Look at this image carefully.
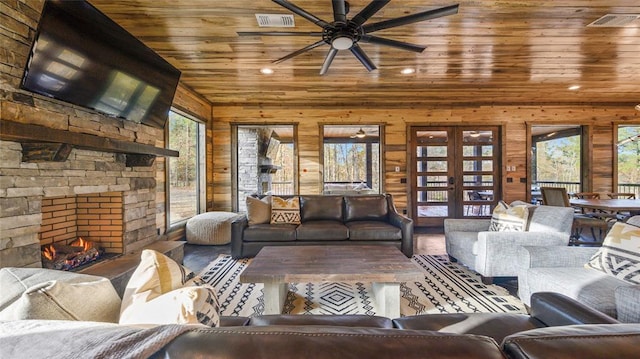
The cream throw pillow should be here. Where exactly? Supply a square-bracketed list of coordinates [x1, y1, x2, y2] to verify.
[0, 268, 121, 323]
[246, 195, 271, 225]
[270, 196, 301, 224]
[489, 201, 531, 232]
[119, 249, 220, 327]
[586, 222, 640, 284]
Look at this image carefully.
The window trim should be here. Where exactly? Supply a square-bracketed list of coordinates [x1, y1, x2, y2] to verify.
[165, 108, 206, 229]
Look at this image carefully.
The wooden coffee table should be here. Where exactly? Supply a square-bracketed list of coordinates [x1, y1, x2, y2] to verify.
[239, 245, 423, 318]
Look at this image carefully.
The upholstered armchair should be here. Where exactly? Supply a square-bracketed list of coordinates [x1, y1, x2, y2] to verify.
[444, 203, 575, 284]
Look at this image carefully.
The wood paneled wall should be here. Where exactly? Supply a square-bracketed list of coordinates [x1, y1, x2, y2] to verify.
[211, 105, 639, 213]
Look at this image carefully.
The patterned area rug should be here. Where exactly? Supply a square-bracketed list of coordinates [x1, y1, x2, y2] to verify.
[197, 254, 526, 317]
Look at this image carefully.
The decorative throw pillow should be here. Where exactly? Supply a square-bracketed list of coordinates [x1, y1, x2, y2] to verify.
[270, 196, 301, 224]
[0, 268, 121, 323]
[119, 250, 220, 327]
[489, 200, 531, 232]
[586, 221, 640, 284]
[246, 195, 271, 225]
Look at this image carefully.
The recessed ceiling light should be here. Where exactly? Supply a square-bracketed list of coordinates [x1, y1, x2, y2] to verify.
[260, 68, 274, 75]
[635, 104, 640, 111]
[568, 85, 581, 90]
[401, 68, 415, 75]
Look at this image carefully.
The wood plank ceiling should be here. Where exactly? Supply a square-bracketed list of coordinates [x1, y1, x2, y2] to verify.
[89, 0, 640, 108]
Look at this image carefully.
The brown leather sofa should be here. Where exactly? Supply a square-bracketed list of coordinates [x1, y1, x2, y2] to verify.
[231, 194, 413, 258]
[155, 292, 640, 359]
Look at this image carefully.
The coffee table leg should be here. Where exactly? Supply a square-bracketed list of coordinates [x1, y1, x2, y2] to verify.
[372, 282, 400, 318]
[262, 282, 287, 315]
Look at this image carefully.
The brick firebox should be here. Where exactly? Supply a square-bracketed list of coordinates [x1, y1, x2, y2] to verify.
[40, 192, 124, 254]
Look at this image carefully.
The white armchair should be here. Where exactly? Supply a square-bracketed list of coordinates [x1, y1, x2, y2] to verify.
[444, 203, 575, 284]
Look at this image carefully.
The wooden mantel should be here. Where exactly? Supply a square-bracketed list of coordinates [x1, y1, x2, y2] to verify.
[0, 120, 178, 166]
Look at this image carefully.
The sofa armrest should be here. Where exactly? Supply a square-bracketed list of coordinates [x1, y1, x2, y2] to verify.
[444, 219, 491, 233]
[231, 215, 248, 259]
[530, 292, 619, 327]
[615, 285, 640, 323]
[474, 232, 570, 276]
[518, 246, 598, 270]
[388, 211, 414, 257]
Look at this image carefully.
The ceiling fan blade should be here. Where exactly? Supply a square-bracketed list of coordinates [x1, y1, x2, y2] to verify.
[273, 40, 327, 64]
[350, 44, 376, 72]
[319, 48, 338, 75]
[237, 31, 322, 36]
[360, 35, 425, 52]
[272, 0, 333, 29]
[332, 0, 347, 23]
[350, 0, 390, 26]
[363, 4, 459, 33]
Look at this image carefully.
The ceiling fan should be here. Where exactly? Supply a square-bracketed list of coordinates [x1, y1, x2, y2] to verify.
[238, 0, 459, 75]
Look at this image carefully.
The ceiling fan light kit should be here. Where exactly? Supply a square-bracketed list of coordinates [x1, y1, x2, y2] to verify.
[240, 0, 459, 75]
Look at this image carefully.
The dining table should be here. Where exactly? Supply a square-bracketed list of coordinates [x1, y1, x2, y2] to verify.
[569, 198, 640, 221]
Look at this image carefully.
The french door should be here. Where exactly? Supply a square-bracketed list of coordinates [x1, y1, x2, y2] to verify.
[410, 126, 501, 227]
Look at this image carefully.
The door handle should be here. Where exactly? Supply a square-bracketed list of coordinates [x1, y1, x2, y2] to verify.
[448, 177, 455, 185]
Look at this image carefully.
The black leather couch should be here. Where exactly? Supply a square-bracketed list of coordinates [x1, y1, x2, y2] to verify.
[155, 292, 640, 359]
[231, 194, 413, 258]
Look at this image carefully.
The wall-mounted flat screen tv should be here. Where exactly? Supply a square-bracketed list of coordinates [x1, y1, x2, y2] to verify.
[21, 0, 181, 129]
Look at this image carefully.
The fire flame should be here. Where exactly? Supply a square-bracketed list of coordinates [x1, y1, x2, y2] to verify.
[42, 245, 56, 261]
[70, 237, 92, 251]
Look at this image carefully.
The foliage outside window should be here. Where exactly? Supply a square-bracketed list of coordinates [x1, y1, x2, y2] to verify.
[323, 125, 381, 194]
[617, 125, 640, 197]
[168, 111, 205, 224]
[531, 126, 582, 193]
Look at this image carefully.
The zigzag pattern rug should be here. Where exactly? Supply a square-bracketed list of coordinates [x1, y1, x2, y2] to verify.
[197, 254, 526, 317]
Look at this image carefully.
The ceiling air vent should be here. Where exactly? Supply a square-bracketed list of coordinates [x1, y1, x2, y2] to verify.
[255, 14, 295, 27]
[587, 14, 640, 27]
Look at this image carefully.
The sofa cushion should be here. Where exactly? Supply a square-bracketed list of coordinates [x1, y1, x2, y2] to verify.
[270, 196, 301, 224]
[246, 196, 271, 225]
[344, 196, 388, 222]
[586, 221, 640, 285]
[300, 195, 343, 222]
[346, 221, 401, 240]
[525, 267, 628, 318]
[296, 220, 349, 241]
[119, 249, 220, 327]
[489, 201, 531, 232]
[0, 267, 121, 323]
[243, 224, 297, 242]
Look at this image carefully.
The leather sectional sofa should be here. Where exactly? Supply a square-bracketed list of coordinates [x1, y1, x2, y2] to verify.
[231, 194, 413, 258]
[156, 292, 639, 359]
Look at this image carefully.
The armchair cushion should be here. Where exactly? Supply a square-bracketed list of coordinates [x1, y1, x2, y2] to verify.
[586, 221, 640, 284]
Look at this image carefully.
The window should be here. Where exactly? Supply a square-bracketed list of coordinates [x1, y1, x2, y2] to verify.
[322, 125, 382, 194]
[233, 125, 297, 212]
[531, 125, 583, 194]
[167, 110, 205, 224]
[617, 125, 640, 197]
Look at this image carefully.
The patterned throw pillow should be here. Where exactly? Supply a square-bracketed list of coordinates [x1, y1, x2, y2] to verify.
[270, 196, 301, 224]
[119, 249, 220, 327]
[586, 222, 640, 284]
[489, 200, 531, 232]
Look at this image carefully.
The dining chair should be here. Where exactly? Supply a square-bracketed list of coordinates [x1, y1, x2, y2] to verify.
[540, 187, 608, 246]
[607, 193, 636, 199]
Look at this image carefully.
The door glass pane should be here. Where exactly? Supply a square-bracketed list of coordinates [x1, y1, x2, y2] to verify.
[417, 130, 448, 144]
[417, 205, 448, 217]
[417, 190, 448, 202]
[463, 160, 493, 171]
[463, 145, 493, 157]
[463, 175, 493, 186]
[422, 161, 448, 171]
[418, 175, 447, 187]
[463, 130, 493, 143]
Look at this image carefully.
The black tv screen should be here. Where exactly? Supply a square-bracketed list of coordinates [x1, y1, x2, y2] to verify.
[21, 0, 181, 129]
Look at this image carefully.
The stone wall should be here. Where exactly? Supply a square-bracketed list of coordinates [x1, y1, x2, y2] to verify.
[237, 128, 258, 212]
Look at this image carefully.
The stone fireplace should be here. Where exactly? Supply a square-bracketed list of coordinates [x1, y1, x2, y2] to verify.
[39, 192, 124, 254]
